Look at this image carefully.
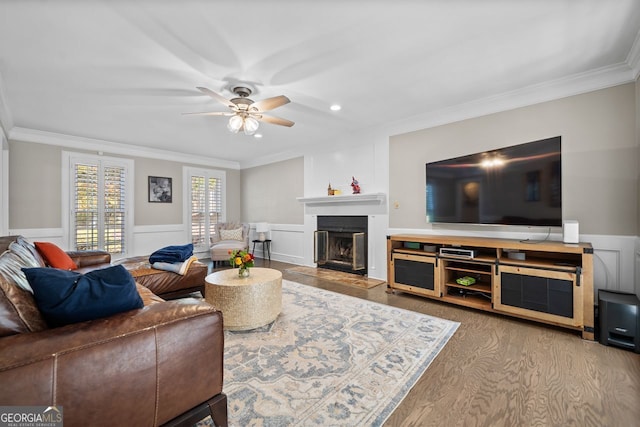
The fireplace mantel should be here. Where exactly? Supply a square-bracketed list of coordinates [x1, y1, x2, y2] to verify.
[297, 193, 386, 206]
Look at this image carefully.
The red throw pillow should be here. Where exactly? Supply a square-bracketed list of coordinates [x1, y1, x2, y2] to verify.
[34, 242, 78, 270]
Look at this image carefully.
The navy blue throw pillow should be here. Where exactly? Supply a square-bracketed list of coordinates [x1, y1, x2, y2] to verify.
[22, 265, 143, 327]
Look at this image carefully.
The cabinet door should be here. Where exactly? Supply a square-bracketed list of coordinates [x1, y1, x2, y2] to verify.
[314, 231, 328, 265]
[390, 253, 440, 297]
[352, 232, 366, 271]
[494, 265, 583, 328]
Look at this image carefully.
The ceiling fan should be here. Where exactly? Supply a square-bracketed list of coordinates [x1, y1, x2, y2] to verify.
[184, 85, 294, 135]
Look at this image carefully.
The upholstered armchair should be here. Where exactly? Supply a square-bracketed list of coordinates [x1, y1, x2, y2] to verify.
[210, 222, 250, 267]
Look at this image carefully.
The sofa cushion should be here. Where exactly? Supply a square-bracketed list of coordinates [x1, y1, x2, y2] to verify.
[0, 250, 35, 293]
[115, 256, 207, 299]
[219, 228, 243, 241]
[22, 265, 143, 327]
[136, 283, 165, 306]
[34, 242, 78, 270]
[0, 238, 49, 336]
[0, 275, 48, 336]
[15, 236, 47, 267]
[66, 250, 111, 268]
[210, 240, 246, 260]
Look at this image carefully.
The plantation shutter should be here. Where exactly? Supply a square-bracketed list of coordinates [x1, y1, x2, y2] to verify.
[191, 175, 206, 247]
[103, 165, 127, 254]
[187, 168, 225, 251]
[69, 154, 131, 256]
[74, 163, 99, 251]
[208, 176, 222, 239]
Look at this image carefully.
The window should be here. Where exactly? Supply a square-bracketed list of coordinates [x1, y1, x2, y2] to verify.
[62, 152, 133, 257]
[184, 167, 225, 252]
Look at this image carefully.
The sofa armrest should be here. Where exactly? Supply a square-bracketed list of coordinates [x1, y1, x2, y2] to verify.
[0, 299, 224, 426]
[66, 250, 111, 267]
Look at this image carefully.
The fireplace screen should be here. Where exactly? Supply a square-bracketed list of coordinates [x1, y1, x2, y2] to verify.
[314, 231, 366, 272]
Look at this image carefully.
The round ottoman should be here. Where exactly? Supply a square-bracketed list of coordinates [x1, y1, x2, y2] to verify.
[204, 267, 282, 331]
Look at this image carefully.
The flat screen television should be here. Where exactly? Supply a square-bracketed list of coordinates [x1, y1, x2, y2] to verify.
[426, 136, 562, 226]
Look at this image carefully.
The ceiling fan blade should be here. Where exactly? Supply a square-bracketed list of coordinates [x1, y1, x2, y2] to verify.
[256, 114, 295, 127]
[182, 111, 233, 116]
[196, 87, 235, 109]
[251, 95, 290, 112]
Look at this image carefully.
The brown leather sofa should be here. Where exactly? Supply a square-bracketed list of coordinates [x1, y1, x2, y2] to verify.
[0, 236, 227, 427]
[70, 252, 208, 301]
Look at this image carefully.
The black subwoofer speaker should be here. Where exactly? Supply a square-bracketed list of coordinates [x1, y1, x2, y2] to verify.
[598, 290, 640, 353]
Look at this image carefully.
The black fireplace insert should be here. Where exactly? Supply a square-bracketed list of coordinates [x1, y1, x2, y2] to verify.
[315, 216, 367, 275]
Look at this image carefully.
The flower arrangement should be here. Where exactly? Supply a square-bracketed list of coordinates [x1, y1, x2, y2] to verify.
[229, 249, 255, 276]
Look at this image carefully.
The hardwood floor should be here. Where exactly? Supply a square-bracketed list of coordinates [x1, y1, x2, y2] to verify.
[215, 259, 640, 427]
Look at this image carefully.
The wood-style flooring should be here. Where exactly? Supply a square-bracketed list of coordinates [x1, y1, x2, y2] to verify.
[214, 259, 640, 427]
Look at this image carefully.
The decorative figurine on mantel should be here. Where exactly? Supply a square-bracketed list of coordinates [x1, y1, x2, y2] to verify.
[351, 176, 361, 194]
[328, 182, 334, 196]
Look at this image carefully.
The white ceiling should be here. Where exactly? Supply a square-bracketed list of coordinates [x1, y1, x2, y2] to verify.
[1, 1, 639, 168]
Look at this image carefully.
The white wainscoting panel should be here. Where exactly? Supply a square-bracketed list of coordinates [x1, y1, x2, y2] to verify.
[132, 224, 188, 258]
[585, 234, 637, 296]
[12, 225, 192, 260]
[8, 228, 64, 247]
[368, 215, 389, 281]
[592, 249, 620, 293]
[248, 223, 305, 265]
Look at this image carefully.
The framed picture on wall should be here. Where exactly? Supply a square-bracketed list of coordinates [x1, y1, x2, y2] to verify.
[148, 176, 172, 203]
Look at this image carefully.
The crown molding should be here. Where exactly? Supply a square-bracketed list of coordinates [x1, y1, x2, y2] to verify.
[240, 149, 305, 169]
[626, 28, 640, 80]
[385, 61, 636, 138]
[8, 127, 241, 170]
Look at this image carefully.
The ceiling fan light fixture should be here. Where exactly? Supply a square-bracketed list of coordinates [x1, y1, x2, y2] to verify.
[190, 84, 293, 134]
[243, 116, 259, 135]
[227, 115, 243, 133]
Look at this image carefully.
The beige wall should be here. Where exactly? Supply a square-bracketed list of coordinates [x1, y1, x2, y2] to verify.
[241, 157, 304, 224]
[9, 141, 62, 229]
[224, 168, 242, 222]
[134, 160, 241, 224]
[134, 157, 183, 225]
[8, 140, 241, 229]
[390, 83, 638, 235]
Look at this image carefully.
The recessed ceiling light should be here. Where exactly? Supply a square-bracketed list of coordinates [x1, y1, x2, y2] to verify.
[330, 104, 341, 111]
[254, 133, 263, 138]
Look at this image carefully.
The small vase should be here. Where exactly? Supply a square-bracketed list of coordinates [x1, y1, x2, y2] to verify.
[239, 267, 250, 277]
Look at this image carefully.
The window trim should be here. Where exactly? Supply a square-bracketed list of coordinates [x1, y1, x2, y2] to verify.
[61, 151, 134, 257]
[183, 166, 226, 254]
[0, 134, 8, 236]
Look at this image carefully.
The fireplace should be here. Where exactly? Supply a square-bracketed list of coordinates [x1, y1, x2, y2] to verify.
[314, 216, 367, 275]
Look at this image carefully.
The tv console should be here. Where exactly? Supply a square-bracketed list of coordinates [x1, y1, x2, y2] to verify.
[387, 234, 594, 340]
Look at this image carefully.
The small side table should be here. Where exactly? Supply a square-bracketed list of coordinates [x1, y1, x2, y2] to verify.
[252, 239, 272, 261]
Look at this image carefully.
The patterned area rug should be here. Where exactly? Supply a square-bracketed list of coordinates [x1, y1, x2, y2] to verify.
[286, 266, 386, 289]
[216, 279, 459, 426]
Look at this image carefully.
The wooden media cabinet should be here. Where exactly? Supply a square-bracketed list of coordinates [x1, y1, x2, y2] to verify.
[387, 234, 595, 340]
